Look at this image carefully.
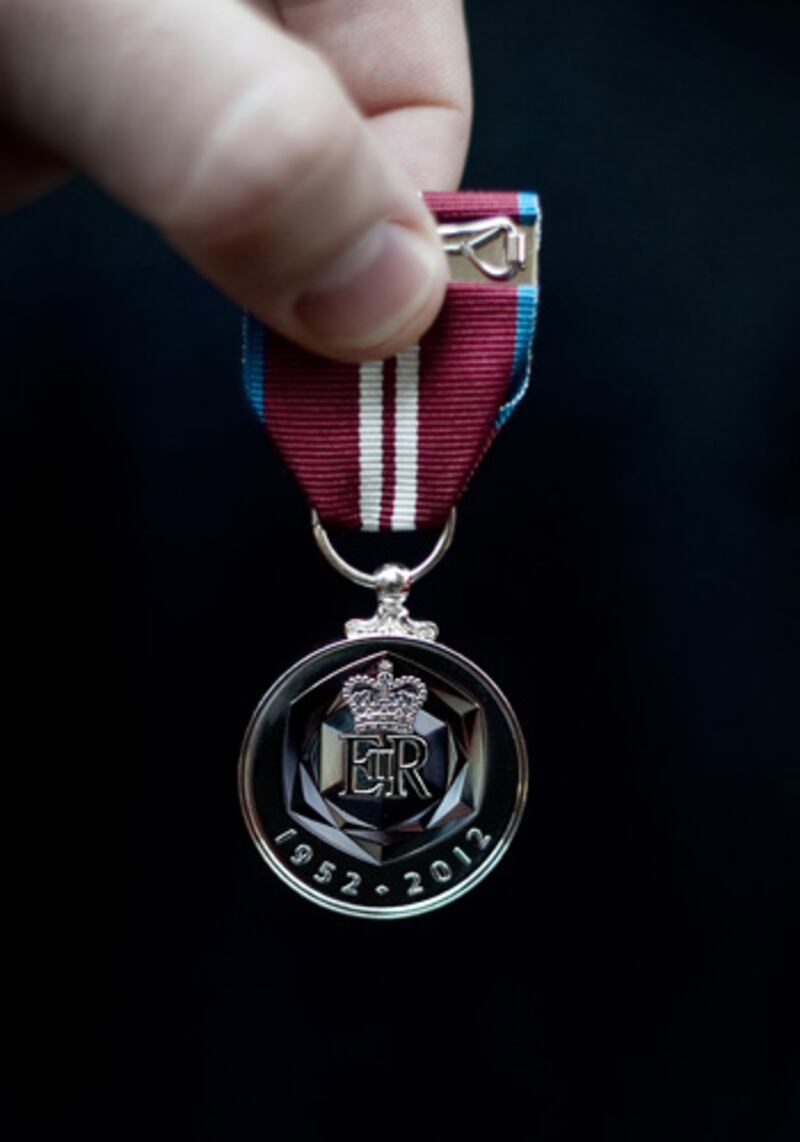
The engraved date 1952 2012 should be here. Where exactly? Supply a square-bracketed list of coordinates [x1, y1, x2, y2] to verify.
[272, 826, 493, 900]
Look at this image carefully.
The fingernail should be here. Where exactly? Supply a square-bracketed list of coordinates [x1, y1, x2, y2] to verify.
[295, 222, 441, 350]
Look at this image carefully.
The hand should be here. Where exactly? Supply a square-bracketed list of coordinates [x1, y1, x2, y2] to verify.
[0, 0, 472, 361]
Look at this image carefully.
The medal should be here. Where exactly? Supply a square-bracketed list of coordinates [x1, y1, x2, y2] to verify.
[239, 190, 541, 917]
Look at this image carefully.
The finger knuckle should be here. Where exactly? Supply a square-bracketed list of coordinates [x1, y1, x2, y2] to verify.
[166, 63, 351, 245]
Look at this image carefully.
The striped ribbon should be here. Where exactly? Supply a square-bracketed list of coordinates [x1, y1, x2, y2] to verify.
[243, 190, 540, 531]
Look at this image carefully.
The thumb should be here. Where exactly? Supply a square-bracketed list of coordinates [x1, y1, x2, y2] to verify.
[0, 0, 448, 362]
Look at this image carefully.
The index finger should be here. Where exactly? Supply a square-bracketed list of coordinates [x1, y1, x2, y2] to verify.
[277, 0, 472, 189]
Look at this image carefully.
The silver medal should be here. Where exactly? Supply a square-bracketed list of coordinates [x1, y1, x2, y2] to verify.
[239, 512, 528, 918]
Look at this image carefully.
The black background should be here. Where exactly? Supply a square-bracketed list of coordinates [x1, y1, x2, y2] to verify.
[2, 1, 798, 1137]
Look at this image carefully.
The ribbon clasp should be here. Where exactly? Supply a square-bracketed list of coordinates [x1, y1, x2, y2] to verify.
[438, 216, 528, 282]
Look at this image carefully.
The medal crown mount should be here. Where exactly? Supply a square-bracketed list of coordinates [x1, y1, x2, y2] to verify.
[342, 659, 427, 734]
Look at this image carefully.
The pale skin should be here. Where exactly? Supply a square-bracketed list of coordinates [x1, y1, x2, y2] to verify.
[0, 0, 472, 361]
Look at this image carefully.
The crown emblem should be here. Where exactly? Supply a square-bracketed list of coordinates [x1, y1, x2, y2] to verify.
[341, 659, 427, 734]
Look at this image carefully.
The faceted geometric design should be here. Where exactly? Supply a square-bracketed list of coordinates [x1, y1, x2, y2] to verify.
[283, 652, 487, 865]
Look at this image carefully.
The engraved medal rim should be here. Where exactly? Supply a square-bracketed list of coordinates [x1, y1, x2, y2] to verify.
[238, 636, 528, 920]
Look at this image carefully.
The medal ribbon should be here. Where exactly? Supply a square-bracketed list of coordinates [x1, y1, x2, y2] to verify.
[243, 190, 540, 531]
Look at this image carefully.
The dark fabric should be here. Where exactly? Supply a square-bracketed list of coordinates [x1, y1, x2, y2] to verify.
[1, 1, 797, 1138]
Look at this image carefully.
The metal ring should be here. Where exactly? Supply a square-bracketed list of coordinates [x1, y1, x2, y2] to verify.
[310, 508, 457, 591]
